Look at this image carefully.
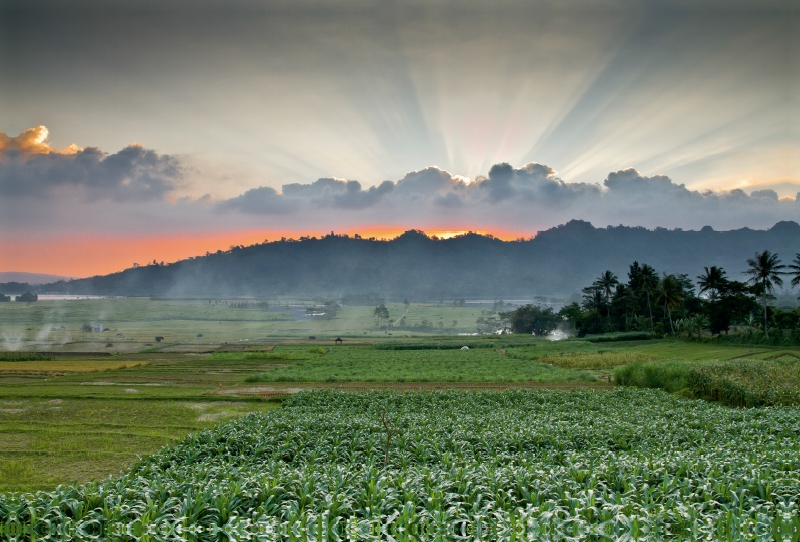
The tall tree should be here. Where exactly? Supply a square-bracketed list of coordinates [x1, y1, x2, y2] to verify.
[594, 270, 619, 323]
[697, 266, 728, 301]
[743, 250, 785, 338]
[639, 264, 658, 332]
[655, 274, 683, 334]
[788, 253, 800, 290]
[373, 303, 390, 327]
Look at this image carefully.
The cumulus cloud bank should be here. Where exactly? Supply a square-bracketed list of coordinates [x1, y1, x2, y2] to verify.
[220, 163, 605, 215]
[217, 162, 797, 231]
[1, 126, 797, 234]
[0, 127, 182, 202]
[0, 125, 82, 158]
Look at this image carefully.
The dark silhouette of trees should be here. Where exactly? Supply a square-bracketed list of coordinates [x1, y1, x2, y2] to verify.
[655, 274, 683, 334]
[595, 271, 619, 322]
[628, 262, 658, 332]
[697, 266, 728, 301]
[788, 253, 800, 291]
[505, 304, 560, 336]
[744, 250, 785, 339]
[373, 303, 390, 327]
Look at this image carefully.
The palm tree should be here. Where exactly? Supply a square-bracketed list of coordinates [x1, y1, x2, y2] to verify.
[655, 274, 682, 334]
[743, 250, 785, 339]
[594, 270, 619, 323]
[639, 264, 658, 332]
[788, 253, 800, 289]
[697, 266, 728, 301]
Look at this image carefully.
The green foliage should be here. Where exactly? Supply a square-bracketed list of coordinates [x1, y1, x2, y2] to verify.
[584, 331, 654, 342]
[689, 359, 800, 407]
[4, 390, 799, 539]
[209, 347, 325, 361]
[375, 341, 499, 350]
[504, 304, 559, 335]
[616, 358, 800, 407]
[14, 291, 38, 303]
[613, 359, 692, 393]
[0, 352, 54, 362]
[691, 330, 800, 347]
[539, 350, 656, 369]
[373, 303, 390, 326]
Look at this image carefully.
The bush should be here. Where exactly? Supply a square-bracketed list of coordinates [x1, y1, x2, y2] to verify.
[0, 352, 55, 362]
[616, 358, 800, 407]
[541, 350, 657, 369]
[375, 342, 498, 350]
[584, 332, 654, 343]
[504, 304, 559, 335]
[689, 331, 800, 347]
[688, 360, 800, 407]
[613, 360, 691, 393]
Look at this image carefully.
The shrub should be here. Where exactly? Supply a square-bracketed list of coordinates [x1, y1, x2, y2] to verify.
[688, 359, 800, 407]
[541, 350, 657, 369]
[375, 342, 497, 350]
[689, 331, 800, 347]
[0, 352, 55, 362]
[616, 358, 800, 407]
[584, 332, 654, 343]
[613, 359, 691, 392]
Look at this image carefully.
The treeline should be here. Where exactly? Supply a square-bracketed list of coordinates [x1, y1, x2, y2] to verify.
[506, 250, 800, 341]
[0, 291, 38, 303]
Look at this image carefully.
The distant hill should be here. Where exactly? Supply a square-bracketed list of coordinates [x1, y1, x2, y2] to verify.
[30, 221, 800, 300]
[0, 272, 75, 285]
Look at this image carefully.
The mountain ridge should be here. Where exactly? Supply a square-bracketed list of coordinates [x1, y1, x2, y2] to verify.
[14, 221, 800, 299]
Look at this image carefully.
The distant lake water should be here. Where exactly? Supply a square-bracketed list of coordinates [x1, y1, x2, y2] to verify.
[25, 295, 112, 301]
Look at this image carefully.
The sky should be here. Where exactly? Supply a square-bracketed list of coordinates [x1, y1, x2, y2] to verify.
[1, 0, 798, 277]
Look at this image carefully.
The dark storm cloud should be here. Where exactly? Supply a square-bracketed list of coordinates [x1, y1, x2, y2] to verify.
[217, 185, 297, 215]
[282, 177, 395, 209]
[479, 162, 601, 205]
[749, 189, 779, 201]
[223, 177, 396, 214]
[0, 145, 181, 202]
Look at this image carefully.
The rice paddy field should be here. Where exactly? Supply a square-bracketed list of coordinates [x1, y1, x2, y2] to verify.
[2, 297, 800, 540]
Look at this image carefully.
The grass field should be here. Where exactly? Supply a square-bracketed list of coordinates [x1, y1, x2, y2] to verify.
[0, 360, 148, 373]
[246, 346, 596, 382]
[0, 298, 499, 352]
[0, 398, 278, 493]
[0, 353, 283, 492]
[4, 390, 798, 540]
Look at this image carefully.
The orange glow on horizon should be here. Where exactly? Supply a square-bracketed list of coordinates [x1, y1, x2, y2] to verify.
[3, 226, 534, 278]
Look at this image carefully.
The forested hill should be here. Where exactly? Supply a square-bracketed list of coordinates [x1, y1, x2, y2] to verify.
[32, 220, 800, 299]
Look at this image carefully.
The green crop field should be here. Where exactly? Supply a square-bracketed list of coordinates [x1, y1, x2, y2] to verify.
[245, 346, 596, 383]
[3, 295, 800, 539]
[3, 390, 798, 540]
